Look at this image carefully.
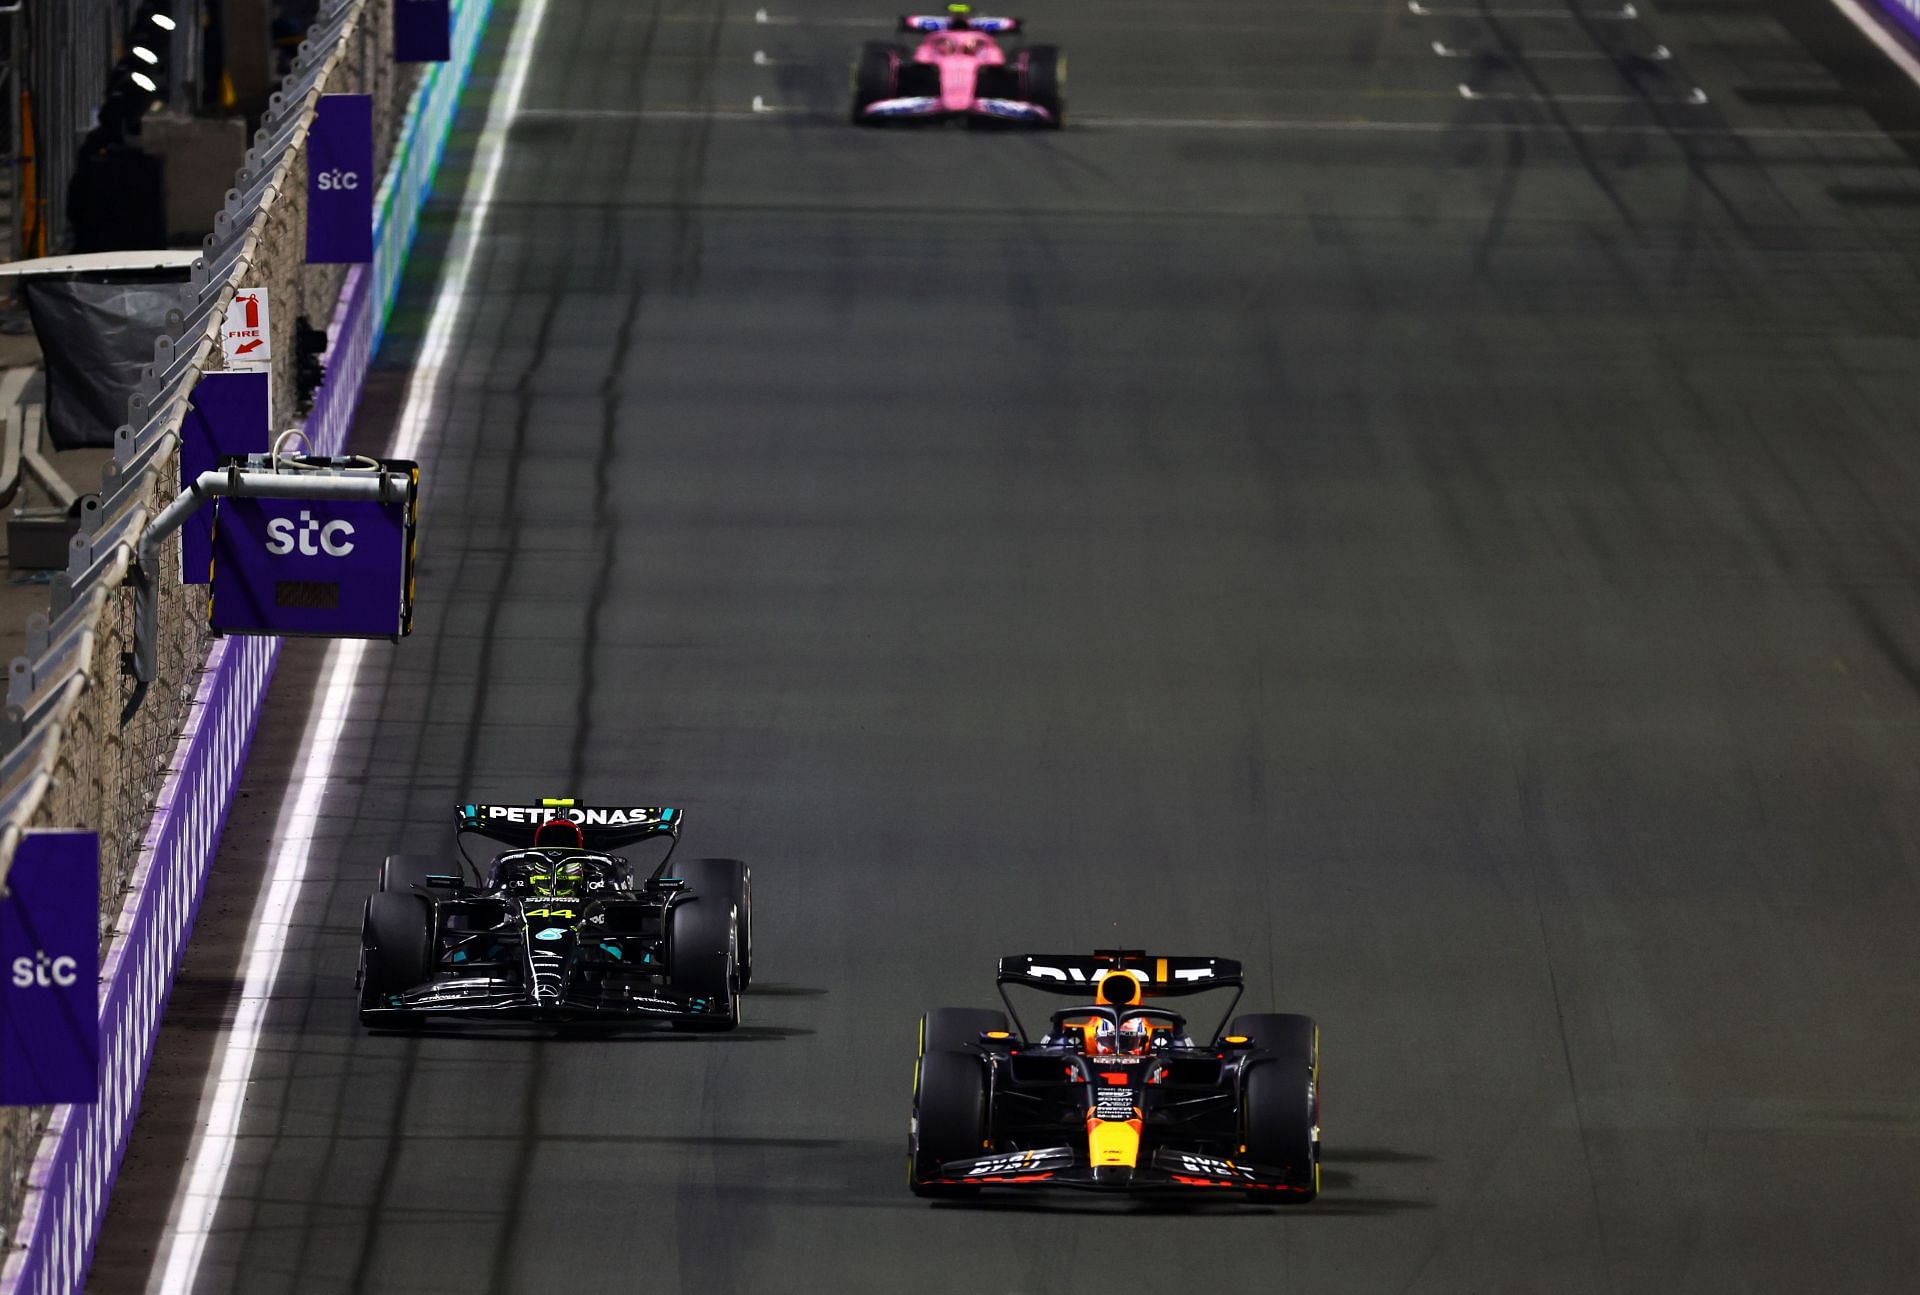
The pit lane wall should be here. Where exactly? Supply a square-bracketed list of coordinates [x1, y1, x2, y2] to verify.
[0, 1, 493, 1289]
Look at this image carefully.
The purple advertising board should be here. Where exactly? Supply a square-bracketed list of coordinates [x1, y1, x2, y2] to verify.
[207, 468, 418, 639]
[179, 371, 271, 584]
[395, 0, 453, 62]
[0, 832, 99, 1107]
[307, 94, 374, 264]
[1879, 0, 1920, 44]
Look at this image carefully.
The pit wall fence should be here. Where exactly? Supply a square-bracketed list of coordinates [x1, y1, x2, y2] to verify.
[0, 0, 494, 1289]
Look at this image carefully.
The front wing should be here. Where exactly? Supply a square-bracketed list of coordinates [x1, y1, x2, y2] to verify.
[919, 1145, 1314, 1195]
[859, 96, 1055, 123]
[361, 974, 733, 1026]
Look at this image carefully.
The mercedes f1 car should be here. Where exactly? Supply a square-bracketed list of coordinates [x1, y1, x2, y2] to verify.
[909, 950, 1319, 1198]
[357, 800, 751, 1031]
[851, 5, 1064, 127]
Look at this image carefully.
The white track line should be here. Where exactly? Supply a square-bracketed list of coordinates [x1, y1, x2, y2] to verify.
[1825, 0, 1920, 87]
[147, 1, 552, 1292]
[1432, 39, 1670, 59]
[1411, 0, 1638, 15]
[1458, 81, 1708, 103]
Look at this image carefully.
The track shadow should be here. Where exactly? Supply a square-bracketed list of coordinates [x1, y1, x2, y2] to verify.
[365, 1023, 814, 1043]
[933, 1192, 1434, 1217]
[1323, 1146, 1436, 1165]
[742, 982, 830, 997]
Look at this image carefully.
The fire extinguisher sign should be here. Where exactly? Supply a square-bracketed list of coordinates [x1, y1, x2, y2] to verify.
[223, 289, 272, 370]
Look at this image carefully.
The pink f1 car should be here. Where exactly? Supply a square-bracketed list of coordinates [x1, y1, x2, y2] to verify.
[851, 5, 1064, 127]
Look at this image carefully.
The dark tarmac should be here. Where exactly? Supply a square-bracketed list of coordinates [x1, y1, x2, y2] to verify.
[92, 0, 1920, 1290]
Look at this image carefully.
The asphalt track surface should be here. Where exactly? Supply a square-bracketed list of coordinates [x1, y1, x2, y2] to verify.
[88, 0, 1920, 1290]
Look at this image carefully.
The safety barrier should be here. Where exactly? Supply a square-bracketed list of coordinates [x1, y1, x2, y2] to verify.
[0, 0, 494, 1288]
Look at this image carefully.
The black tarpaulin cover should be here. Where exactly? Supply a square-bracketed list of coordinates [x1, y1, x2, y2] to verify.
[23, 273, 193, 450]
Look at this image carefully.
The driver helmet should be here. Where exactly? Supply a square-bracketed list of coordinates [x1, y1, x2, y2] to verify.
[1119, 1016, 1156, 1055]
[945, 2, 972, 28]
[1083, 1017, 1118, 1056]
[534, 817, 585, 849]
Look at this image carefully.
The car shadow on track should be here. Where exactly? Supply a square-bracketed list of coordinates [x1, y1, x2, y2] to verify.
[1323, 1145, 1437, 1165]
[362, 1023, 815, 1043]
[739, 982, 830, 997]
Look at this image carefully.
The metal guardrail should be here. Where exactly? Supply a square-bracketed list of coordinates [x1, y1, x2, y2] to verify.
[0, 0, 386, 889]
[0, 0, 425, 1256]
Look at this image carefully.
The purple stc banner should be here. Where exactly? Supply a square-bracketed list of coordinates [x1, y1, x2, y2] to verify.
[208, 474, 418, 639]
[180, 371, 271, 584]
[1881, 0, 1920, 42]
[307, 94, 374, 263]
[395, 0, 452, 62]
[0, 832, 99, 1106]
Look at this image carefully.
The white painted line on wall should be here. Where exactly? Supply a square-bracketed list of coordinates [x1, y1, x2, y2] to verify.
[147, 1, 554, 1291]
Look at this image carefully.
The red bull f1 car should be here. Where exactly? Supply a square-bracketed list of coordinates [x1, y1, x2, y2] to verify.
[357, 800, 750, 1031]
[851, 5, 1064, 127]
[909, 950, 1319, 1198]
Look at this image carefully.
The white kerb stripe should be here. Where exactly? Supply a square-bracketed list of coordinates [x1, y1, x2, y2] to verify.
[148, 0, 553, 1291]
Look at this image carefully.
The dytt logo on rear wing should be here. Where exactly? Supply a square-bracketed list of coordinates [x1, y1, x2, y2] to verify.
[996, 950, 1243, 996]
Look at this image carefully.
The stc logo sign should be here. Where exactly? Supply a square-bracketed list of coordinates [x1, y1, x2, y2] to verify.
[265, 509, 357, 557]
[316, 168, 361, 191]
[11, 950, 80, 988]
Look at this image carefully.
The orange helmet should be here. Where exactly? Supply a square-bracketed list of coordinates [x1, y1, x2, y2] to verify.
[1118, 1016, 1154, 1055]
[1081, 1017, 1118, 1056]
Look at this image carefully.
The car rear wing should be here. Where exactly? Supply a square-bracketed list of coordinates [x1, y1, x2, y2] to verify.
[900, 14, 1021, 32]
[996, 951, 1243, 995]
[456, 800, 681, 850]
[994, 951, 1244, 1044]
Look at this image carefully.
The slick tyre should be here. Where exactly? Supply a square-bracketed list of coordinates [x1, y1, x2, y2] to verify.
[852, 41, 900, 122]
[667, 891, 740, 1031]
[1242, 1056, 1319, 1202]
[921, 1006, 1009, 1053]
[1022, 45, 1065, 126]
[359, 892, 431, 1026]
[1229, 1012, 1317, 1069]
[669, 857, 753, 988]
[909, 1049, 988, 1197]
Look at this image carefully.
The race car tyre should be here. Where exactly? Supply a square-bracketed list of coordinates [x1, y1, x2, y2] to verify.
[921, 1006, 1009, 1053]
[852, 41, 900, 122]
[669, 857, 753, 988]
[1229, 1012, 1317, 1069]
[666, 890, 740, 1031]
[359, 892, 432, 1024]
[1023, 45, 1065, 126]
[973, 65, 1020, 101]
[1242, 1056, 1319, 1202]
[897, 60, 940, 98]
[909, 1048, 989, 1196]
[381, 853, 458, 893]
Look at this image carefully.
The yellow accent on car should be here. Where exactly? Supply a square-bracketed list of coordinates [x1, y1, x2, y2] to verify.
[1087, 1119, 1141, 1168]
[540, 797, 576, 807]
[984, 1030, 1011, 1039]
[1223, 1035, 1250, 1045]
